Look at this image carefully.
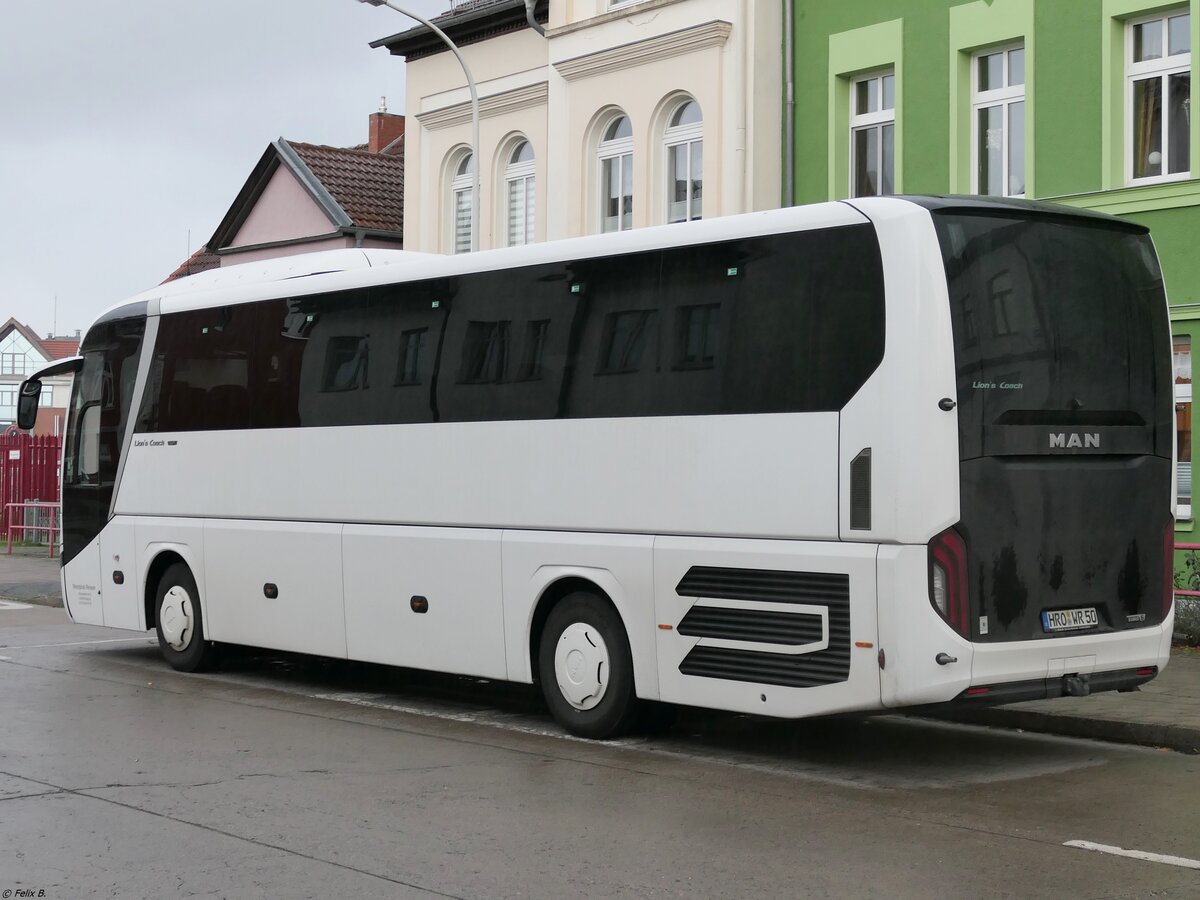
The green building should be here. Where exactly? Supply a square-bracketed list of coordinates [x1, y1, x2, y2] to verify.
[790, 0, 1198, 580]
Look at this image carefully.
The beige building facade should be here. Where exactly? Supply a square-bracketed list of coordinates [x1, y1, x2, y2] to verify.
[377, 0, 783, 253]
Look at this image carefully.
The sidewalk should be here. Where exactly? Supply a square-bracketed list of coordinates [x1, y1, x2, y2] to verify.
[0, 544, 62, 605]
[919, 646, 1200, 755]
[1, 548, 1196, 753]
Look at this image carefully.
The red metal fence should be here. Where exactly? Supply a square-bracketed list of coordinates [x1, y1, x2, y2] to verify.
[0, 432, 61, 509]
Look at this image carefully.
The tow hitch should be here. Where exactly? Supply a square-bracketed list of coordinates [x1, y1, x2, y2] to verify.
[1063, 674, 1091, 697]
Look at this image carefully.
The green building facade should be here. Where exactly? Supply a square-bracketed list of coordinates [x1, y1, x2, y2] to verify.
[791, 0, 1200, 573]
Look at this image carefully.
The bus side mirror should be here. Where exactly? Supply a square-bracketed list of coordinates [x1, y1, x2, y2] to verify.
[16, 379, 42, 431]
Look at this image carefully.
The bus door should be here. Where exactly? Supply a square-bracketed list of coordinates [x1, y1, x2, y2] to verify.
[60, 316, 146, 627]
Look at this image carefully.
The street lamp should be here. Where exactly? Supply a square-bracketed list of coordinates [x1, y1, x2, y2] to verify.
[356, 0, 480, 252]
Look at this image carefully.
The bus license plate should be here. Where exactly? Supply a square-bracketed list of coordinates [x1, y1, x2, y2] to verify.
[1041, 607, 1099, 632]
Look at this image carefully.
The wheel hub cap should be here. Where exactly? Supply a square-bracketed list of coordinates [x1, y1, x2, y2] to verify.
[160, 585, 194, 652]
[554, 623, 609, 710]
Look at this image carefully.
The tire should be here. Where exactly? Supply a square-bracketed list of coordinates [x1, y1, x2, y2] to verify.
[154, 562, 218, 673]
[636, 700, 679, 735]
[538, 591, 637, 739]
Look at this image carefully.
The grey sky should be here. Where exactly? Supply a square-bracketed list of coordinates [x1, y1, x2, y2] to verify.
[0, 0, 445, 341]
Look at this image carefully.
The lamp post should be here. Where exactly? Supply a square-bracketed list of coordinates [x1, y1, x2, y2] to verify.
[356, 0, 480, 252]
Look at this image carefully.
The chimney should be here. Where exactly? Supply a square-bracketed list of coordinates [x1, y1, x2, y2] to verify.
[369, 97, 405, 153]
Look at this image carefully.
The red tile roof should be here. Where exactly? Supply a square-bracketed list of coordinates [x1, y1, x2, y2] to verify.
[162, 245, 222, 284]
[41, 339, 79, 359]
[288, 141, 405, 234]
[0, 318, 78, 362]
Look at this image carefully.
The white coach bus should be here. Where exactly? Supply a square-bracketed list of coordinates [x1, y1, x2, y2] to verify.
[19, 197, 1175, 738]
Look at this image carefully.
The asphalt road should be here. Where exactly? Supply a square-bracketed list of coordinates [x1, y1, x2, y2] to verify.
[2, 605, 1199, 899]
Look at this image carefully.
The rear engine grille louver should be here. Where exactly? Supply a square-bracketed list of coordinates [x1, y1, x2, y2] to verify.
[675, 566, 851, 688]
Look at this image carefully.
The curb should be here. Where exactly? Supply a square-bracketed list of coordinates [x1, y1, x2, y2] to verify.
[914, 706, 1200, 755]
[0, 591, 63, 608]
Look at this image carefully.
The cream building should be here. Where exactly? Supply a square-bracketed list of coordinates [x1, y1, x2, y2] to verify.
[374, 0, 783, 253]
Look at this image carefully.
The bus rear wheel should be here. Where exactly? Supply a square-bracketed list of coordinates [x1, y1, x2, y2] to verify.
[155, 563, 217, 673]
[538, 592, 636, 739]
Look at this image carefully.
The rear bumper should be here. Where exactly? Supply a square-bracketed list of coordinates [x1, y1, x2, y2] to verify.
[968, 613, 1173, 688]
[952, 664, 1159, 704]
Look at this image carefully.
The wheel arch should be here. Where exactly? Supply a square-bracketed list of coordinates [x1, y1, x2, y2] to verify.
[142, 545, 201, 631]
[528, 576, 617, 686]
[524, 568, 658, 701]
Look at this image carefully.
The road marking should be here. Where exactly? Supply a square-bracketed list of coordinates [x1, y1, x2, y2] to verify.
[311, 692, 644, 747]
[5, 637, 155, 650]
[0, 600, 33, 610]
[1064, 840, 1200, 870]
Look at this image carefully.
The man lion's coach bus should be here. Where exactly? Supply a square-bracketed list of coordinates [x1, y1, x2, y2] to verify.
[18, 196, 1175, 738]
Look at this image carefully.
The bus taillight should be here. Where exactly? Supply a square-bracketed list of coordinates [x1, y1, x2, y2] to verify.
[1165, 522, 1176, 617]
[929, 527, 970, 637]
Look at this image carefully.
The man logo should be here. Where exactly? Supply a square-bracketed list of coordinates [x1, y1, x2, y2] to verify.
[1049, 432, 1100, 449]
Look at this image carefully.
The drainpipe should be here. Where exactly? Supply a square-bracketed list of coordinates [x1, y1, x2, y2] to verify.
[524, 0, 545, 36]
[783, 0, 795, 207]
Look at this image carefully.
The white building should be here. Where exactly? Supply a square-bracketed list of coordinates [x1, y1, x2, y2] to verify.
[0, 319, 78, 435]
[373, 0, 783, 253]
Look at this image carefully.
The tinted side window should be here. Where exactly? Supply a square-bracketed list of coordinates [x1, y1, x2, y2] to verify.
[323, 336, 370, 392]
[718, 226, 885, 413]
[458, 321, 511, 384]
[397, 328, 428, 386]
[137, 225, 885, 431]
[137, 306, 252, 432]
[436, 262, 579, 422]
[563, 250, 665, 418]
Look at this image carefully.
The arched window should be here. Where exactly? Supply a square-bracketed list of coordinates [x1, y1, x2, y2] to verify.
[664, 100, 702, 223]
[505, 140, 536, 246]
[598, 115, 633, 233]
[450, 152, 475, 254]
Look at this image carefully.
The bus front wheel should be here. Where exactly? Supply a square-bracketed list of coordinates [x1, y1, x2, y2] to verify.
[538, 592, 636, 739]
[155, 563, 218, 673]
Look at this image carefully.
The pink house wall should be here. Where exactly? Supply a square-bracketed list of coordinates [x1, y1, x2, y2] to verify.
[228, 167, 336, 249]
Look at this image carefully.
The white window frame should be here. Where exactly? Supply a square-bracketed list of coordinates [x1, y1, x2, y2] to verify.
[664, 100, 703, 224]
[0, 332, 40, 378]
[505, 141, 536, 247]
[598, 116, 634, 234]
[1177, 333, 1193, 519]
[450, 152, 474, 255]
[971, 43, 1026, 197]
[849, 69, 896, 198]
[1126, 8, 1192, 186]
[1179, 379, 1193, 519]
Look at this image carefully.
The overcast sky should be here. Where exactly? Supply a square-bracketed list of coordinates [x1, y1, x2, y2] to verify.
[1, 0, 447, 340]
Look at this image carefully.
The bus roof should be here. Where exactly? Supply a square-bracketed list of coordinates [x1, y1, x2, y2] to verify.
[83, 195, 1141, 333]
[898, 195, 1150, 233]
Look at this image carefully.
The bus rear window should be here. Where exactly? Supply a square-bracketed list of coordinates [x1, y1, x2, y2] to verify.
[932, 211, 1172, 460]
